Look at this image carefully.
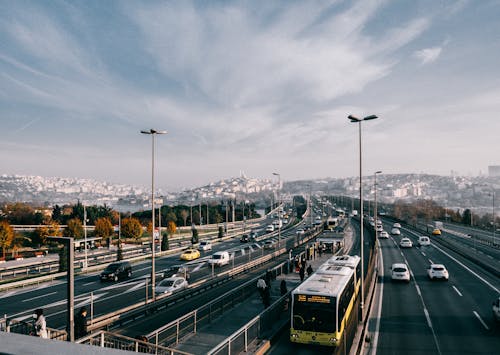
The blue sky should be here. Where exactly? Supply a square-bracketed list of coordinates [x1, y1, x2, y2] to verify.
[1, 0, 499, 191]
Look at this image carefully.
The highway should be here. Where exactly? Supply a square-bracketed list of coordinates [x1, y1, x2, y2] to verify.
[371, 220, 500, 355]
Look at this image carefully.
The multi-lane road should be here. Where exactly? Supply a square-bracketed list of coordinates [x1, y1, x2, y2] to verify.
[371, 221, 499, 355]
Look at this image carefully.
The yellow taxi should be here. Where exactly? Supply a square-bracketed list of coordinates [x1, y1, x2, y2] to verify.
[432, 228, 441, 236]
[180, 248, 201, 261]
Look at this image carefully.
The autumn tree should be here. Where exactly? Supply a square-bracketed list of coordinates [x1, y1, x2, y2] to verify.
[32, 220, 61, 247]
[64, 218, 84, 239]
[94, 217, 114, 247]
[0, 221, 15, 258]
[121, 217, 143, 240]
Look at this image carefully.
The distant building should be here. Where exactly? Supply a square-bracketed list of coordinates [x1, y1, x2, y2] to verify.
[488, 166, 500, 177]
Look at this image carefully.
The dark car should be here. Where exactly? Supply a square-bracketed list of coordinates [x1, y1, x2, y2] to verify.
[100, 261, 132, 282]
[240, 234, 250, 243]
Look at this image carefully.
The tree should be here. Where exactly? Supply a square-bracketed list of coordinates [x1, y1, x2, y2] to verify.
[0, 221, 15, 258]
[52, 205, 62, 222]
[191, 226, 199, 245]
[218, 226, 224, 238]
[32, 221, 61, 247]
[121, 217, 143, 240]
[180, 209, 189, 226]
[94, 217, 114, 248]
[64, 218, 84, 239]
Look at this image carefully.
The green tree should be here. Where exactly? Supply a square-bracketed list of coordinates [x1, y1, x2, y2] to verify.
[64, 218, 84, 239]
[0, 221, 15, 258]
[52, 205, 62, 223]
[121, 217, 143, 240]
[180, 209, 189, 226]
[94, 217, 114, 247]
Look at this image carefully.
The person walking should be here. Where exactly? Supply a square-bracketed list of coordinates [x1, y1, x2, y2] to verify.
[263, 286, 271, 308]
[280, 279, 287, 296]
[307, 264, 313, 277]
[257, 278, 267, 300]
[75, 307, 88, 339]
[33, 309, 48, 339]
[299, 265, 305, 282]
[265, 269, 272, 288]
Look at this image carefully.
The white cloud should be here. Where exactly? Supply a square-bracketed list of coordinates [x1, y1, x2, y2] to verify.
[414, 46, 442, 65]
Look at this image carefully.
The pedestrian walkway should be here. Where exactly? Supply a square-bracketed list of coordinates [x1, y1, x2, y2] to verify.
[173, 250, 335, 354]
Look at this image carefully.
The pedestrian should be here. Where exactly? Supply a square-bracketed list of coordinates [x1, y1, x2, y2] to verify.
[265, 269, 272, 288]
[318, 244, 323, 256]
[299, 265, 305, 282]
[257, 278, 267, 300]
[33, 308, 48, 339]
[307, 264, 313, 277]
[280, 279, 287, 296]
[263, 286, 271, 308]
[75, 306, 88, 339]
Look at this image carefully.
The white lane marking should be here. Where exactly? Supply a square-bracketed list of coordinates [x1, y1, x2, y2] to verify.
[22, 291, 57, 302]
[428, 259, 434, 264]
[432, 244, 500, 293]
[452, 286, 463, 297]
[473, 311, 490, 330]
[400, 252, 405, 257]
[415, 284, 422, 297]
[370, 244, 384, 355]
[423, 308, 433, 328]
[83, 281, 97, 286]
[421, 252, 426, 257]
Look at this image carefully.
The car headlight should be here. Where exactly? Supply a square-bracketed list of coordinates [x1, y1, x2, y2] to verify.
[329, 337, 338, 343]
[291, 333, 299, 338]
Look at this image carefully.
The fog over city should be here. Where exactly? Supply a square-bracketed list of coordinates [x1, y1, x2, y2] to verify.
[1, 1, 499, 191]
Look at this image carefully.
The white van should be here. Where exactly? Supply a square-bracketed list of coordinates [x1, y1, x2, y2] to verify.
[208, 251, 230, 267]
[417, 236, 430, 246]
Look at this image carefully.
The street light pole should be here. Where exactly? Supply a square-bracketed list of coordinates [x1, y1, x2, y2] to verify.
[348, 114, 378, 322]
[141, 129, 167, 302]
[374, 171, 382, 241]
[273, 172, 281, 247]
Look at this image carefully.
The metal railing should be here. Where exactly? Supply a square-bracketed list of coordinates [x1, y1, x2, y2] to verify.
[78, 331, 192, 354]
[3, 318, 67, 341]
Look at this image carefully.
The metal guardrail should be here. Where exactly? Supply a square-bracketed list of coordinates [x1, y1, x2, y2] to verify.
[77, 330, 192, 354]
[3, 318, 67, 341]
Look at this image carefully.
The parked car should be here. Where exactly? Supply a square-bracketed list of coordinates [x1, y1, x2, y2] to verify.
[393, 223, 402, 228]
[180, 248, 201, 261]
[208, 251, 230, 266]
[399, 238, 413, 248]
[418, 236, 431, 246]
[432, 228, 442, 236]
[100, 261, 132, 282]
[391, 263, 410, 282]
[379, 231, 389, 239]
[391, 228, 401, 235]
[198, 240, 212, 251]
[493, 297, 500, 321]
[263, 240, 277, 249]
[427, 264, 449, 280]
[155, 277, 188, 296]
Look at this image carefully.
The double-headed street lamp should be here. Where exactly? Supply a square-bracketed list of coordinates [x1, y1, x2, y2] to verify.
[141, 129, 167, 302]
[348, 114, 378, 321]
[273, 172, 281, 247]
[374, 171, 382, 241]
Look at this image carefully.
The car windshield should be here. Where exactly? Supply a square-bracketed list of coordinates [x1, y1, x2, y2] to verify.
[394, 267, 407, 273]
[159, 280, 175, 287]
[105, 264, 120, 271]
[185, 250, 193, 254]
[213, 254, 222, 259]
[433, 266, 444, 271]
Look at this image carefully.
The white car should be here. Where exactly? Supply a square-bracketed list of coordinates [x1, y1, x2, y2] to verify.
[198, 240, 212, 251]
[379, 231, 389, 239]
[296, 228, 305, 235]
[393, 223, 402, 228]
[418, 236, 431, 246]
[493, 297, 500, 321]
[427, 264, 449, 280]
[391, 263, 410, 282]
[391, 228, 401, 235]
[399, 238, 413, 248]
[155, 276, 188, 296]
[376, 224, 384, 232]
[263, 240, 277, 249]
[265, 225, 274, 232]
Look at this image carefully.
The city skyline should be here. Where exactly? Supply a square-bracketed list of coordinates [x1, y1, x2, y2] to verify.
[1, 1, 499, 191]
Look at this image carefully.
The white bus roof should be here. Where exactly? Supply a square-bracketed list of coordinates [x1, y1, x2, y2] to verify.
[292, 265, 354, 298]
[325, 255, 360, 269]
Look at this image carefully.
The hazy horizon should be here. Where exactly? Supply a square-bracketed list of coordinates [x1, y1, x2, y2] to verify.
[1, 1, 499, 190]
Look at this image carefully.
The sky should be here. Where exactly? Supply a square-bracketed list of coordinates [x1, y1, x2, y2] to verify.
[1, 0, 499, 192]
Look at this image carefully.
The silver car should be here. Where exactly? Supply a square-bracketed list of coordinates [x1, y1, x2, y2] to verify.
[427, 264, 449, 280]
[391, 263, 410, 282]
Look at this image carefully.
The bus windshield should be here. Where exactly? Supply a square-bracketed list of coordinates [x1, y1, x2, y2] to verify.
[292, 295, 336, 333]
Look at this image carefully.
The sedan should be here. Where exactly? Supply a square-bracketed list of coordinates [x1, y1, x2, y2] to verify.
[391, 228, 401, 235]
[427, 264, 449, 280]
[155, 277, 188, 296]
[391, 263, 410, 282]
[399, 238, 413, 248]
[296, 228, 305, 235]
[432, 228, 442, 236]
[180, 248, 201, 261]
[263, 240, 277, 249]
[378, 231, 389, 239]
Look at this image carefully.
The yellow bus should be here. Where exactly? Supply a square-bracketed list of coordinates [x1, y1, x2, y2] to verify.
[290, 255, 360, 347]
